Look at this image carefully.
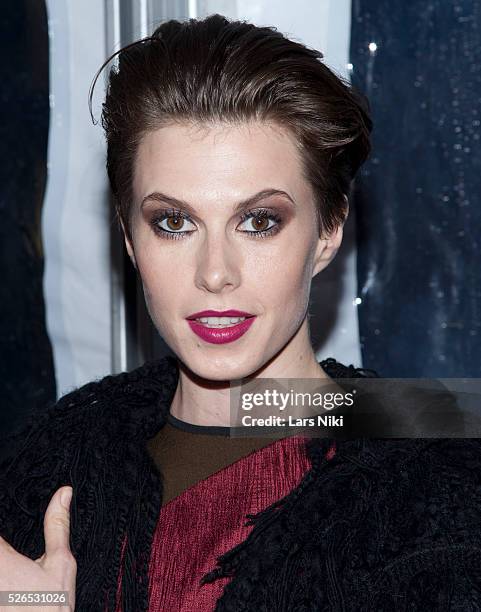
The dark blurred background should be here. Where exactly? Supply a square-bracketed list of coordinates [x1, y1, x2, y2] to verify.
[0, 1, 56, 445]
[351, 0, 481, 377]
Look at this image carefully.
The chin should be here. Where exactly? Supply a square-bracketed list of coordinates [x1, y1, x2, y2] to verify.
[186, 353, 260, 382]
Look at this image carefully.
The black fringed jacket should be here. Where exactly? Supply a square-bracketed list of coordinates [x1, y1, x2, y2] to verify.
[1, 355, 481, 611]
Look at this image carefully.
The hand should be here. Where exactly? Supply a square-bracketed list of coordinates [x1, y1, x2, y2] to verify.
[0, 486, 76, 611]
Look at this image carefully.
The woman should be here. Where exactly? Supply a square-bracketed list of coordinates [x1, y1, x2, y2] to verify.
[1, 13, 481, 612]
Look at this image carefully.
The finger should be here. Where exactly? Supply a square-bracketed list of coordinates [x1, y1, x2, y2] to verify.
[43, 486, 73, 556]
[34, 552, 46, 564]
[0, 533, 17, 556]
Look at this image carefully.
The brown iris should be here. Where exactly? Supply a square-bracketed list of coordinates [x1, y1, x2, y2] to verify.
[167, 216, 184, 231]
[251, 215, 269, 231]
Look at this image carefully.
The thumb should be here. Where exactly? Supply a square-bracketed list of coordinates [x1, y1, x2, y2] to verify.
[44, 486, 73, 556]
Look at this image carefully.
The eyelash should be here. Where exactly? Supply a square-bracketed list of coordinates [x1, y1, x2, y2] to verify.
[149, 207, 283, 241]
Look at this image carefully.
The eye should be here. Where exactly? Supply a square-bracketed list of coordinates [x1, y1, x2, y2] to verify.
[150, 208, 196, 240]
[237, 209, 283, 239]
[150, 206, 284, 241]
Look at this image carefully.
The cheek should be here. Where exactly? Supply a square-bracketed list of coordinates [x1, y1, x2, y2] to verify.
[138, 275, 162, 327]
[140, 270, 171, 308]
[135, 249, 175, 315]
[257, 244, 314, 314]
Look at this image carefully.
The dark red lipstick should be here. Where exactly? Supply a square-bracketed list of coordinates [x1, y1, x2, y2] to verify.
[186, 310, 256, 344]
[186, 309, 255, 319]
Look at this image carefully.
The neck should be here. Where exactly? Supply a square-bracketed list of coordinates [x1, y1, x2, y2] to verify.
[168, 317, 330, 426]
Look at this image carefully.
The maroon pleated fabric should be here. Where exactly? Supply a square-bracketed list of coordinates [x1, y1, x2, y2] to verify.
[146, 435, 335, 611]
[112, 435, 336, 611]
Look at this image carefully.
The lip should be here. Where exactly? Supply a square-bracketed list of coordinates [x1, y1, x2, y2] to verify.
[187, 316, 256, 344]
[186, 309, 255, 320]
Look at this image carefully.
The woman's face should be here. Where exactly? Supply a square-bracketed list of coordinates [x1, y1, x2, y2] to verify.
[125, 120, 343, 380]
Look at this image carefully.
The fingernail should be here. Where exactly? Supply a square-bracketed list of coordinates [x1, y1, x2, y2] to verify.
[60, 487, 72, 509]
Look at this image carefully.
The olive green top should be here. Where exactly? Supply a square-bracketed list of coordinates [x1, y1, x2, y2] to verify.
[146, 410, 277, 506]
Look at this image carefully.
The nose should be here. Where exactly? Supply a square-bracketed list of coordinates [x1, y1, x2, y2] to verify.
[194, 231, 241, 294]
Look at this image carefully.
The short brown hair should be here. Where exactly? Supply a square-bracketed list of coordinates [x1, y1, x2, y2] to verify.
[91, 13, 372, 242]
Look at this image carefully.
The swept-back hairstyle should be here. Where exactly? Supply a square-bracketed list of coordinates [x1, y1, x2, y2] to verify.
[91, 13, 372, 242]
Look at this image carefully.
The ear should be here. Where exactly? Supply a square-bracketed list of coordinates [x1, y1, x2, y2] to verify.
[311, 195, 348, 278]
[119, 218, 137, 270]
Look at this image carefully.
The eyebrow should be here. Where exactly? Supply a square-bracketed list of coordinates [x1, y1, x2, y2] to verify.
[140, 188, 296, 216]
